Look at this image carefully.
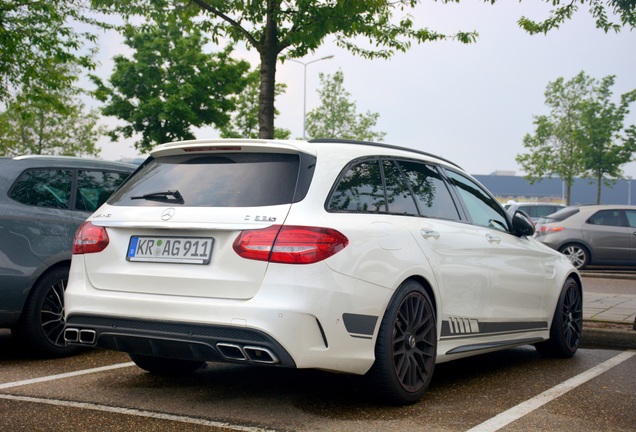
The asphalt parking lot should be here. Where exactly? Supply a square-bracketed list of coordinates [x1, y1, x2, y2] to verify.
[1, 329, 634, 432]
[2, 274, 635, 432]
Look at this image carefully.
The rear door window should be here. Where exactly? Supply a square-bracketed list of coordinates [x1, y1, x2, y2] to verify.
[108, 153, 307, 207]
[9, 169, 73, 209]
[396, 160, 460, 220]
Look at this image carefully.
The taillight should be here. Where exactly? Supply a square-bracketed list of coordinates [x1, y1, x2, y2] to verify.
[538, 226, 565, 234]
[233, 225, 349, 264]
[73, 221, 109, 254]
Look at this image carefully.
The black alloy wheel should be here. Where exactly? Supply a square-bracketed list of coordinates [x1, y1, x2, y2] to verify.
[14, 267, 80, 357]
[536, 277, 582, 358]
[367, 281, 437, 405]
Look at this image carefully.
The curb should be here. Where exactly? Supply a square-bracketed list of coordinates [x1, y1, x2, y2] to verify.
[580, 271, 636, 280]
[581, 322, 636, 350]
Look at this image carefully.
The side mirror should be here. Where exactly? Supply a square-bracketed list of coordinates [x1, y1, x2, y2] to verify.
[512, 210, 535, 237]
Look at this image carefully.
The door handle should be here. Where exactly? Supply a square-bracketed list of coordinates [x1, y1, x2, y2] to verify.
[486, 234, 501, 244]
[420, 229, 440, 240]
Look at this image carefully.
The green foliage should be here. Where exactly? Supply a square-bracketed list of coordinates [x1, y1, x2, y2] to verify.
[516, 72, 636, 205]
[0, 0, 109, 102]
[306, 70, 386, 142]
[576, 76, 636, 203]
[0, 72, 102, 157]
[91, 0, 479, 139]
[516, 0, 636, 34]
[90, 15, 250, 152]
[89, 1, 636, 140]
[219, 69, 291, 139]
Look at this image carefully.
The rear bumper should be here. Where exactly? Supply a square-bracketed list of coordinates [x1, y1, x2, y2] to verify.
[64, 258, 394, 375]
[64, 314, 295, 367]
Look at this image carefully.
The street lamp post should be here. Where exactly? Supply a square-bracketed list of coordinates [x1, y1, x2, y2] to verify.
[288, 55, 334, 140]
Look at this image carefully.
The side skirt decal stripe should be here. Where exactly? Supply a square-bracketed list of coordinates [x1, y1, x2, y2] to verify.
[441, 318, 548, 338]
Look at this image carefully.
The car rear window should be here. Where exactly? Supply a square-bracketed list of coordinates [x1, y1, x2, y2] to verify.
[108, 153, 312, 207]
[540, 207, 580, 223]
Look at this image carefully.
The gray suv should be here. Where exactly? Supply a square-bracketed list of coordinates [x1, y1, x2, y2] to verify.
[0, 156, 134, 357]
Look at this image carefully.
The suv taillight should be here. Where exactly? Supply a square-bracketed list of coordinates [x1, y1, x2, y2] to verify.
[233, 225, 349, 264]
[73, 221, 109, 254]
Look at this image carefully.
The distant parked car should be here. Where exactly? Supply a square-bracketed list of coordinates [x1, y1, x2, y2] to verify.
[0, 155, 135, 357]
[534, 205, 636, 269]
[504, 201, 566, 222]
[64, 139, 581, 405]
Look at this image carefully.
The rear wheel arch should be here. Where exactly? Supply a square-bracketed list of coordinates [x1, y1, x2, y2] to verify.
[400, 275, 437, 318]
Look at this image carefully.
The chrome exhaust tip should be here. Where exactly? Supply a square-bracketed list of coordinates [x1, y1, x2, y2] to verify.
[79, 329, 96, 345]
[216, 343, 247, 361]
[64, 328, 79, 343]
[243, 346, 279, 364]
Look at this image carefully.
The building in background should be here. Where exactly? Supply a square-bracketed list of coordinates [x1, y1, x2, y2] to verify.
[474, 173, 634, 206]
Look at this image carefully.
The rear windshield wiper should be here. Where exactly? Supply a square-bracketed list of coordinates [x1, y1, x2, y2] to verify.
[130, 190, 184, 204]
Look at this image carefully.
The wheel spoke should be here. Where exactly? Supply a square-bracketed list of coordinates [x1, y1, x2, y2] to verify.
[392, 292, 436, 392]
[561, 283, 582, 350]
[40, 278, 67, 347]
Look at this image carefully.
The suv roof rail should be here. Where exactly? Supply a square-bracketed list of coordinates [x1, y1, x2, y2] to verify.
[308, 138, 462, 170]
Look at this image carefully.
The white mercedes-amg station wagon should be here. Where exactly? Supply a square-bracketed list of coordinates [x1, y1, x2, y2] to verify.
[64, 139, 582, 405]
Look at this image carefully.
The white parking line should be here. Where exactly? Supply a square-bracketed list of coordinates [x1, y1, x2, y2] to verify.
[0, 362, 135, 390]
[0, 394, 275, 432]
[466, 350, 636, 432]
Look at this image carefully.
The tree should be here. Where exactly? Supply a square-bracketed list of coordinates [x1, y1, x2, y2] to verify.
[90, 0, 636, 140]
[0, 0, 108, 102]
[516, 72, 636, 205]
[576, 76, 636, 203]
[306, 70, 386, 142]
[90, 15, 250, 152]
[91, 0, 479, 140]
[517, 0, 636, 34]
[0, 78, 103, 157]
[516, 73, 593, 205]
[219, 69, 291, 139]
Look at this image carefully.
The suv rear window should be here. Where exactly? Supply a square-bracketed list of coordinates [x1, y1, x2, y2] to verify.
[108, 153, 312, 207]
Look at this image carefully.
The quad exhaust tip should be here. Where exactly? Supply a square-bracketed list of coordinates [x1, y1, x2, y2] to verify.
[64, 328, 96, 345]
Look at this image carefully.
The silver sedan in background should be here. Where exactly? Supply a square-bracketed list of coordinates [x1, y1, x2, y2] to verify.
[534, 204, 636, 269]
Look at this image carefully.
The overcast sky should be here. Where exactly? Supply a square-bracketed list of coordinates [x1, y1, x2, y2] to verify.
[94, 2, 636, 178]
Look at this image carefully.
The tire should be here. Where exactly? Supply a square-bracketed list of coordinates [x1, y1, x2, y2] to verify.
[13, 267, 81, 358]
[535, 277, 582, 358]
[129, 353, 205, 375]
[559, 244, 589, 270]
[365, 280, 437, 405]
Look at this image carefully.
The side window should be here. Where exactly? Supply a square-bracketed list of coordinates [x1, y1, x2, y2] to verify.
[382, 160, 418, 215]
[9, 169, 73, 209]
[626, 210, 636, 228]
[445, 170, 509, 231]
[397, 160, 460, 220]
[328, 160, 385, 212]
[76, 170, 130, 212]
[587, 210, 626, 227]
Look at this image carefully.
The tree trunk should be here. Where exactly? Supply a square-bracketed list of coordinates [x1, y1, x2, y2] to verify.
[258, 1, 279, 139]
[596, 173, 602, 204]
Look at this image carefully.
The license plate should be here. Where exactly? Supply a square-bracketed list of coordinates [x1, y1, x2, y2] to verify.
[126, 236, 213, 264]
